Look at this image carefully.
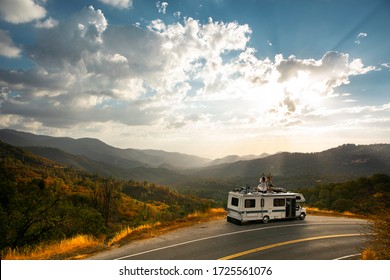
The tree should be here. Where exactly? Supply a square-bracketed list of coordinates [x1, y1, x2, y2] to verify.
[363, 209, 390, 259]
[95, 178, 122, 226]
[1, 178, 67, 249]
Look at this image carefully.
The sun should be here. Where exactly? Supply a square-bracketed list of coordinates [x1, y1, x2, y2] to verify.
[283, 70, 325, 111]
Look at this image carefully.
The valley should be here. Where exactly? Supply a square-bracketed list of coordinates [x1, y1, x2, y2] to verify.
[0, 129, 389, 260]
[1, 129, 389, 191]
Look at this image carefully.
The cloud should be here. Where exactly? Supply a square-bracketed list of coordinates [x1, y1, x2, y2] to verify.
[34, 17, 58, 29]
[355, 32, 367, 44]
[0, 0, 46, 24]
[0, 8, 253, 128]
[190, 49, 375, 127]
[265, 51, 375, 116]
[30, 6, 108, 68]
[98, 0, 133, 9]
[305, 103, 390, 144]
[380, 63, 390, 70]
[0, 29, 22, 58]
[0, 6, 378, 146]
[156, 1, 169, 14]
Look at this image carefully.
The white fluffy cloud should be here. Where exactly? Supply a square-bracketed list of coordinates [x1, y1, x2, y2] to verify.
[0, 7, 254, 131]
[98, 0, 133, 9]
[156, 1, 168, 14]
[355, 32, 367, 44]
[34, 17, 58, 29]
[272, 52, 374, 115]
[0, 0, 46, 24]
[0, 29, 21, 58]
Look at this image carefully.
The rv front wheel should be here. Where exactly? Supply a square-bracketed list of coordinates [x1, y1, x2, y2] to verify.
[262, 216, 270, 224]
[299, 213, 306, 220]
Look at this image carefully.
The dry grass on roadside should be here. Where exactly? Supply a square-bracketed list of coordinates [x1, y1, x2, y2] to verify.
[107, 222, 161, 246]
[2, 235, 105, 260]
[2, 208, 226, 260]
[305, 207, 365, 219]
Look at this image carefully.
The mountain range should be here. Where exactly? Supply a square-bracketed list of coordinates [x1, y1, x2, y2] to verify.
[189, 144, 390, 187]
[1, 129, 389, 189]
[0, 129, 210, 170]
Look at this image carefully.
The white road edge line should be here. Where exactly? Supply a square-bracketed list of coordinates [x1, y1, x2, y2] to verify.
[334, 253, 362, 260]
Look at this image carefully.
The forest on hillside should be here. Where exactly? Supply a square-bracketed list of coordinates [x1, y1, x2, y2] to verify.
[0, 141, 214, 253]
[297, 174, 390, 259]
[1, 139, 390, 259]
[297, 174, 390, 215]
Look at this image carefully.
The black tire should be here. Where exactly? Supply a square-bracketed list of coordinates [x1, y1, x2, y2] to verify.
[299, 213, 306, 220]
[227, 217, 242, 225]
[262, 215, 270, 224]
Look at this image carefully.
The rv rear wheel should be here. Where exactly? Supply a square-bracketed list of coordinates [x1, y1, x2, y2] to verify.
[262, 216, 270, 224]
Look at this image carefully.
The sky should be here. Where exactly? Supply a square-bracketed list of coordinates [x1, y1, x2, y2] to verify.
[0, 0, 389, 159]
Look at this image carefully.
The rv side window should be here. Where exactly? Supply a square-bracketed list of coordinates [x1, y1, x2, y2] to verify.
[273, 198, 285, 207]
[231, 197, 239, 206]
[261, 198, 264, 207]
[245, 199, 256, 208]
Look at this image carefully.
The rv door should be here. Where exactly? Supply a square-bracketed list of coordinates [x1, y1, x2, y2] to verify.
[286, 198, 297, 218]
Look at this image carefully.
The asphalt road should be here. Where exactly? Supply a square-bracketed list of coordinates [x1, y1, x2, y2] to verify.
[88, 215, 369, 260]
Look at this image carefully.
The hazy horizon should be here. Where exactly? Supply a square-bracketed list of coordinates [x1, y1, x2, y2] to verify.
[2, 128, 389, 161]
[1, 0, 389, 158]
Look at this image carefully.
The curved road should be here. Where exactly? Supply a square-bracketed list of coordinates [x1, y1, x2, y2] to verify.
[88, 215, 369, 260]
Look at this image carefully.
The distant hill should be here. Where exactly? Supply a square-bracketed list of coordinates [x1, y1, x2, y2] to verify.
[0, 141, 61, 171]
[0, 129, 210, 170]
[0, 129, 274, 172]
[206, 153, 270, 166]
[20, 146, 187, 185]
[188, 144, 390, 188]
[23, 146, 135, 178]
[1, 129, 389, 192]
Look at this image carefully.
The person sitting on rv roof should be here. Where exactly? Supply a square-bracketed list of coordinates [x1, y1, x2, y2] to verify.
[257, 176, 267, 193]
[267, 173, 273, 187]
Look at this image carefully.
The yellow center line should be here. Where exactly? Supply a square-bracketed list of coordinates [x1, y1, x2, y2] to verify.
[218, 233, 361, 260]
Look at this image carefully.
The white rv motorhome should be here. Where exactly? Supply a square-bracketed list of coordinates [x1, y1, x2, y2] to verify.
[226, 182, 306, 225]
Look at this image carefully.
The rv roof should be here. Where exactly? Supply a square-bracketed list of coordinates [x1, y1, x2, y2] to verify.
[229, 191, 298, 197]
